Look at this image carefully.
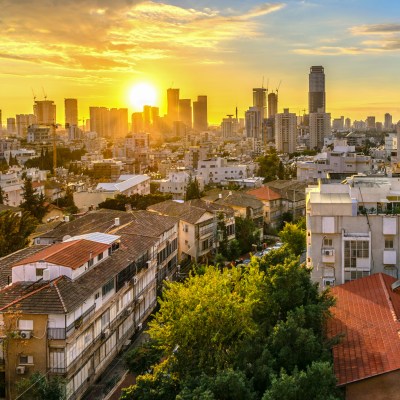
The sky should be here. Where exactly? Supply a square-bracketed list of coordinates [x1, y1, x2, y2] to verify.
[1, 0, 400, 125]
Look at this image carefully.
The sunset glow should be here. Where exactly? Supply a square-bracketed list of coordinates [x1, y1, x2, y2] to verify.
[129, 83, 158, 111]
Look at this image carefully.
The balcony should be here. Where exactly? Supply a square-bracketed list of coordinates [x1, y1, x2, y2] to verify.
[48, 328, 66, 340]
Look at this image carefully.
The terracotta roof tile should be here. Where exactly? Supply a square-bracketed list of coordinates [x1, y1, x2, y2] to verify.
[11, 239, 109, 270]
[247, 186, 281, 201]
[327, 273, 400, 386]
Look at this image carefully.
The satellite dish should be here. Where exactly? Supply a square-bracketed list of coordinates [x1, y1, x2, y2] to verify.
[62, 235, 72, 242]
[391, 280, 400, 292]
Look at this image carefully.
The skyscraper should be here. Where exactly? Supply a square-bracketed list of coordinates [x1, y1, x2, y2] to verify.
[110, 108, 128, 138]
[167, 88, 180, 123]
[193, 95, 208, 131]
[65, 98, 78, 128]
[131, 112, 144, 134]
[275, 108, 297, 154]
[309, 66, 325, 114]
[34, 100, 56, 125]
[268, 92, 278, 118]
[16, 114, 36, 137]
[179, 99, 192, 129]
[309, 112, 331, 150]
[143, 105, 152, 131]
[384, 113, 393, 130]
[253, 88, 267, 120]
[90, 107, 110, 137]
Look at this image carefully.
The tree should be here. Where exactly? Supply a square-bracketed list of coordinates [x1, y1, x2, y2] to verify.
[124, 339, 163, 376]
[262, 361, 341, 400]
[235, 216, 260, 254]
[278, 221, 306, 256]
[20, 178, 47, 222]
[147, 266, 262, 378]
[0, 211, 38, 257]
[16, 372, 66, 400]
[185, 175, 202, 200]
[0, 185, 7, 204]
[55, 186, 78, 214]
[257, 149, 283, 183]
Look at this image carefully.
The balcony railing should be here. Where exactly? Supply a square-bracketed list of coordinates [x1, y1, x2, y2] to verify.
[48, 328, 66, 340]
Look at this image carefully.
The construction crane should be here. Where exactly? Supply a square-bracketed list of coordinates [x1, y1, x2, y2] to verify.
[276, 80, 282, 95]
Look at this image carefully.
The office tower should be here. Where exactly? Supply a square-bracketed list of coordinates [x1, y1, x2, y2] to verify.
[332, 116, 344, 131]
[179, 99, 192, 128]
[132, 112, 144, 134]
[309, 112, 331, 150]
[65, 98, 78, 128]
[7, 118, 16, 134]
[268, 92, 278, 118]
[193, 95, 208, 131]
[143, 105, 152, 131]
[110, 108, 128, 138]
[245, 107, 263, 139]
[16, 114, 36, 137]
[167, 88, 180, 123]
[384, 113, 393, 130]
[151, 106, 160, 133]
[34, 100, 56, 124]
[253, 88, 267, 120]
[366, 116, 376, 131]
[0, 109, 2, 129]
[275, 108, 297, 153]
[90, 107, 110, 138]
[309, 66, 325, 114]
[345, 118, 351, 130]
[221, 115, 238, 139]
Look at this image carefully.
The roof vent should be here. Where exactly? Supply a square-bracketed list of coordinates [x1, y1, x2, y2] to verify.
[391, 280, 400, 292]
[64, 215, 70, 222]
[114, 217, 120, 226]
[218, 193, 222, 199]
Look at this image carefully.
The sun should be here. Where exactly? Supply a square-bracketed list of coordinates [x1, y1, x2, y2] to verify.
[129, 82, 158, 110]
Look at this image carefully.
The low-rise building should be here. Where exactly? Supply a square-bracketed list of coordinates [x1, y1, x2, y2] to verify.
[0, 210, 178, 400]
[159, 170, 204, 200]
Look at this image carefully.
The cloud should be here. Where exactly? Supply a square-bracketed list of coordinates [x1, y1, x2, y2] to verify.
[0, 0, 285, 75]
[293, 46, 367, 55]
[351, 23, 400, 36]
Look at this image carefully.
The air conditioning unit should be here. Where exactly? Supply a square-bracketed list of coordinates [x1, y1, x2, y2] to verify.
[323, 249, 334, 256]
[126, 306, 133, 313]
[323, 278, 335, 287]
[103, 328, 110, 337]
[19, 330, 32, 339]
[137, 295, 144, 302]
[137, 323, 143, 331]
[16, 366, 26, 375]
[133, 277, 138, 284]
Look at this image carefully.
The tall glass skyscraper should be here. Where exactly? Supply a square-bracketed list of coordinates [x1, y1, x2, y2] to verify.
[308, 66, 325, 114]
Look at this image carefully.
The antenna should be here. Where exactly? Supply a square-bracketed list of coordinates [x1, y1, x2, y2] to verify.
[266, 78, 269, 93]
[42, 86, 47, 100]
[262, 76, 264, 88]
[31, 88, 36, 102]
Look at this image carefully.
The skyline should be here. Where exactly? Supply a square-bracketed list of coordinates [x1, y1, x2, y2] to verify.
[1, 0, 400, 124]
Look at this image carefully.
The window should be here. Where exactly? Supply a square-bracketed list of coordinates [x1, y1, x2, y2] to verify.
[95, 292, 100, 300]
[101, 310, 110, 329]
[88, 258, 94, 268]
[102, 278, 115, 297]
[323, 238, 333, 247]
[19, 355, 33, 365]
[385, 239, 394, 249]
[344, 240, 370, 269]
[36, 268, 44, 277]
[18, 320, 33, 330]
[98, 252, 103, 261]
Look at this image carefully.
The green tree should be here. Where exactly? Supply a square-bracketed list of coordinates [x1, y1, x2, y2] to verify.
[227, 239, 241, 260]
[16, 371, 66, 400]
[235, 216, 260, 254]
[147, 266, 262, 378]
[0, 186, 7, 204]
[55, 186, 78, 214]
[20, 178, 47, 222]
[0, 211, 38, 257]
[278, 221, 306, 256]
[124, 339, 164, 376]
[262, 361, 341, 400]
[185, 175, 202, 200]
[257, 149, 283, 183]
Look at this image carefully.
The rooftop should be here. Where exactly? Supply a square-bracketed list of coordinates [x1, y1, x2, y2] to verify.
[247, 186, 281, 201]
[328, 273, 400, 386]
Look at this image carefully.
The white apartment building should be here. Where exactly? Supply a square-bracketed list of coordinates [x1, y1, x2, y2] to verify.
[275, 109, 297, 154]
[196, 157, 254, 185]
[297, 140, 372, 182]
[307, 176, 400, 290]
[159, 170, 204, 200]
[0, 211, 178, 400]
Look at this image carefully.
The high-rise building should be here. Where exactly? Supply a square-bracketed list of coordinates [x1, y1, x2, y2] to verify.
[345, 118, 352, 130]
[151, 107, 160, 133]
[309, 112, 331, 150]
[110, 108, 128, 138]
[143, 106, 152, 132]
[245, 107, 263, 139]
[193, 95, 208, 131]
[34, 100, 56, 125]
[253, 88, 267, 120]
[0, 109, 2, 129]
[309, 66, 325, 114]
[64, 98, 78, 128]
[90, 107, 110, 138]
[275, 108, 297, 154]
[384, 113, 393, 131]
[7, 118, 16, 134]
[268, 92, 278, 118]
[16, 114, 36, 137]
[179, 99, 192, 129]
[332, 116, 344, 131]
[167, 88, 180, 123]
[366, 116, 376, 131]
[132, 112, 144, 134]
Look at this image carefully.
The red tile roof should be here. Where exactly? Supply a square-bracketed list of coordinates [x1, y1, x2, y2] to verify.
[247, 186, 281, 201]
[11, 239, 109, 270]
[327, 273, 400, 386]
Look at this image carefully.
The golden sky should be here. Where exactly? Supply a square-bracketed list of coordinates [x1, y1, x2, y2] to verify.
[1, 0, 400, 125]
